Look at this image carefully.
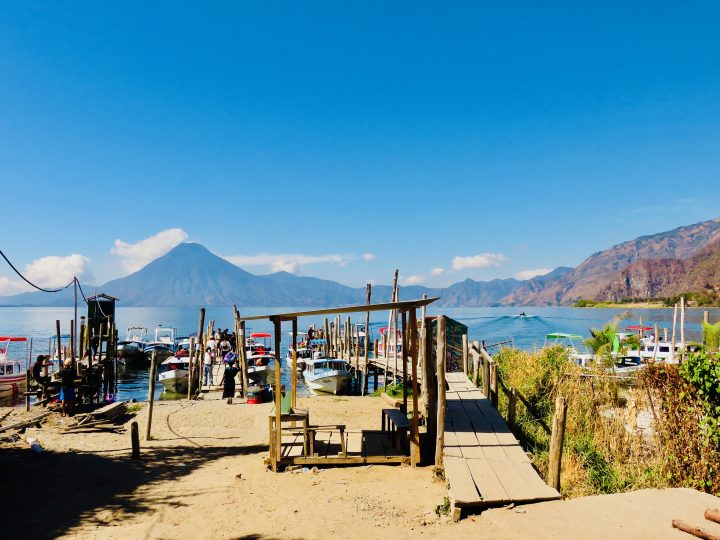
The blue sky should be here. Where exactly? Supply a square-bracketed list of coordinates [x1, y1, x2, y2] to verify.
[1, 2, 719, 293]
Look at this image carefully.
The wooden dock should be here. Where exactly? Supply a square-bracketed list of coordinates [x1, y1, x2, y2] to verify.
[443, 372, 560, 510]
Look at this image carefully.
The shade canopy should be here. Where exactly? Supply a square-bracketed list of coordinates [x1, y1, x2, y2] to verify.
[0, 336, 28, 342]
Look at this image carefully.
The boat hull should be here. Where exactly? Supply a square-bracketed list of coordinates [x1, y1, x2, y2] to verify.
[158, 369, 189, 394]
[248, 366, 268, 385]
[0, 376, 26, 400]
[303, 371, 351, 395]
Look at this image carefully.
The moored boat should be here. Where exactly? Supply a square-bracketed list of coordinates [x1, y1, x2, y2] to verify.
[546, 332, 594, 367]
[246, 332, 274, 384]
[144, 326, 177, 359]
[0, 336, 28, 401]
[302, 357, 351, 394]
[118, 326, 149, 367]
[157, 355, 190, 393]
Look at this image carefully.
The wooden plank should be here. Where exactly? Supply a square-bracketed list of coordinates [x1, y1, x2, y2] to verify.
[465, 458, 510, 503]
[443, 430, 463, 458]
[444, 456, 481, 505]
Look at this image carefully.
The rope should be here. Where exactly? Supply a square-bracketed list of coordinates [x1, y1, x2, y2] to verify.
[75, 277, 89, 304]
[0, 249, 75, 293]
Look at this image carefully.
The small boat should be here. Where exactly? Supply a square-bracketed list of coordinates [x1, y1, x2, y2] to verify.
[118, 326, 149, 367]
[0, 336, 28, 401]
[546, 332, 594, 367]
[302, 357, 352, 394]
[144, 327, 177, 359]
[378, 326, 403, 358]
[286, 334, 324, 371]
[157, 355, 190, 393]
[246, 332, 274, 384]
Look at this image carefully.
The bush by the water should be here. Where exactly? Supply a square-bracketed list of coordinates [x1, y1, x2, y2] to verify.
[494, 345, 720, 496]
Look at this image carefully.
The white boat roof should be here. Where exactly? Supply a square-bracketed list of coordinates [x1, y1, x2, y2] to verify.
[161, 356, 190, 365]
[307, 357, 348, 365]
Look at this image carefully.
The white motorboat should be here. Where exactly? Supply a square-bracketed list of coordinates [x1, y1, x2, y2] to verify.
[157, 355, 190, 393]
[144, 326, 177, 358]
[286, 333, 324, 371]
[245, 332, 274, 384]
[302, 358, 351, 395]
[546, 332, 594, 367]
[0, 336, 29, 401]
[118, 326, 149, 366]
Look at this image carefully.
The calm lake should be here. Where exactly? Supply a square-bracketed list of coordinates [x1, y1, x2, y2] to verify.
[2, 305, 717, 404]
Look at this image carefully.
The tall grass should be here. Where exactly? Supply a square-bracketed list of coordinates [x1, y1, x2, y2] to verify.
[494, 346, 665, 497]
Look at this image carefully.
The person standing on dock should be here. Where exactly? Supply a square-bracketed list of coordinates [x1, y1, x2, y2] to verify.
[220, 355, 239, 404]
[206, 335, 217, 364]
[59, 359, 76, 417]
[203, 347, 214, 387]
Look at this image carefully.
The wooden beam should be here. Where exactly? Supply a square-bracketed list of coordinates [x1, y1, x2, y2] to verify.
[548, 396, 567, 491]
[292, 318, 298, 408]
[273, 317, 283, 465]
[409, 307, 420, 466]
[237, 297, 438, 322]
[435, 315, 447, 468]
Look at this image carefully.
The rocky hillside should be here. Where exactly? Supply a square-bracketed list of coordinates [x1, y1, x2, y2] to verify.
[501, 217, 720, 305]
[598, 237, 720, 301]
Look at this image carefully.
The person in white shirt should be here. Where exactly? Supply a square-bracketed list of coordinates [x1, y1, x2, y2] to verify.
[203, 347, 214, 386]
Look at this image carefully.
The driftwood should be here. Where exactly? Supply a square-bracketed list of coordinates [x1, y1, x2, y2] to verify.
[0, 409, 14, 424]
[66, 401, 129, 430]
[705, 509, 720, 525]
[672, 519, 720, 540]
[0, 411, 52, 434]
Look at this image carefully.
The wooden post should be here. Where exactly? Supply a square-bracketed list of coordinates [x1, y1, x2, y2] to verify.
[383, 332, 390, 390]
[401, 309, 408, 413]
[671, 303, 678, 360]
[131, 421, 140, 459]
[508, 387, 517, 426]
[409, 306, 420, 466]
[239, 321, 249, 398]
[373, 339, 378, 360]
[663, 327, 668, 342]
[323, 318, 330, 357]
[25, 369, 31, 411]
[273, 317, 282, 464]
[145, 350, 158, 441]
[680, 296, 686, 361]
[703, 311, 710, 346]
[548, 396, 568, 491]
[425, 322, 437, 444]
[55, 320, 61, 369]
[490, 362, 498, 408]
[194, 308, 206, 397]
[472, 340, 480, 386]
[652, 323, 659, 362]
[419, 294, 429, 411]
[291, 317, 298, 408]
[363, 284, 371, 396]
[69, 320, 75, 372]
[434, 315, 447, 468]
[462, 334, 469, 376]
[187, 336, 196, 399]
[482, 347, 491, 398]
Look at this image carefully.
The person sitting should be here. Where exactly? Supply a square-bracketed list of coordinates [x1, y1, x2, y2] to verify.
[31, 355, 52, 387]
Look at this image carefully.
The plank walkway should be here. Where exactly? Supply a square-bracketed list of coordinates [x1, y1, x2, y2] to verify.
[443, 372, 560, 510]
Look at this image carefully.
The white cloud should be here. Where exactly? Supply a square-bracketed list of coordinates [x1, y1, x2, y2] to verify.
[25, 254, 91, 288]
[430, 267, 446, 276]
[0, 277, 29, 295]
[362, 253, 376, 261]
[112, 228, 189, 273]
[452, 253, 508, 270]
[515, 268, 553, 280]
[225, 253, 352, 274]
[401, 274, 426, 286]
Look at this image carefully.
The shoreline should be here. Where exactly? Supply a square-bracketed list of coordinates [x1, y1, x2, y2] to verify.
[2, 383, 720, 538]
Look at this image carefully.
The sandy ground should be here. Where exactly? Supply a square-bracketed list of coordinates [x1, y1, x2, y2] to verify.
[2, 383, 720, 540]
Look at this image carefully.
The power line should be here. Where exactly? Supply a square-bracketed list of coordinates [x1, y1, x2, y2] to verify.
[0, 249, 76, 293]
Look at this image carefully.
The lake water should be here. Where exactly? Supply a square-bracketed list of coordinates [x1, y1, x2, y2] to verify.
[2, 305, 717, 404]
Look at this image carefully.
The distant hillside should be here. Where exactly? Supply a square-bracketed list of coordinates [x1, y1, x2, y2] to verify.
[597, 237, 720, 302]
[501, 217, 720, 305]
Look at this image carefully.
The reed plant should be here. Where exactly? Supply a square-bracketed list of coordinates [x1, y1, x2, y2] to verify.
[494, 346, 665, 497]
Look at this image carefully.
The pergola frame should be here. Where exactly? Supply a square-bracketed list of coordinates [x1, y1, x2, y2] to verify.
[237, 297, 439, 470]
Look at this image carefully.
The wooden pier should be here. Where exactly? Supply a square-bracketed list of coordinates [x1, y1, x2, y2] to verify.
[443, 371, 560, 511]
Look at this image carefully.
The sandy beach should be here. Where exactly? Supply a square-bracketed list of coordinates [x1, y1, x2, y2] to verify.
[2, 386, 720, 540]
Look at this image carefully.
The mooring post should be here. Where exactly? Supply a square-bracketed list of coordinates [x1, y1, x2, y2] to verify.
[291, 317, 298, 408]
[462, 334, 469, 376]
[273, 317, 282, 465]
[548, 396, 568, 491]
[434, 315, 447, 469]
[409, 305, 420, 466]
[472, 340, 480, 386]
[131, 421, 140, 459]
[145, 350, 158, 441]
[25, 369, 31, 412]
[508, 387, 517, 426]
[362, 284, 371, 396]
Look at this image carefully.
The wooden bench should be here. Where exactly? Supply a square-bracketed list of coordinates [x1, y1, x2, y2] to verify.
[307, 424, 347, 457]
[381, 408, 410, 452]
